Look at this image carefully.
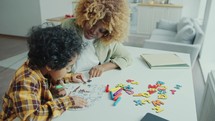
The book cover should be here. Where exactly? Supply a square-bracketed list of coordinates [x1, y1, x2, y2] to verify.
[141, 113, 169, 121]
[140, 53, 189, 69]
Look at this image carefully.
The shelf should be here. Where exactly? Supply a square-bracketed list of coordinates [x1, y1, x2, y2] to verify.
[138, 3, 183, 8]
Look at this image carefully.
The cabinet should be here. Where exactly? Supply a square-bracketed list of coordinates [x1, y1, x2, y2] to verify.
[136, 3, 182, 35]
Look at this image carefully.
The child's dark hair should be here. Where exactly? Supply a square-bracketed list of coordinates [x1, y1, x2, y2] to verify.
[27, 24, 82, 70]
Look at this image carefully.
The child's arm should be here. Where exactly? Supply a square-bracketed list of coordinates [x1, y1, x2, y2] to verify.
[11, 79, 86, 120]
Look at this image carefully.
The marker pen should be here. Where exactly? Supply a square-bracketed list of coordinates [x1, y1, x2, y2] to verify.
[113, 97, 122, 106]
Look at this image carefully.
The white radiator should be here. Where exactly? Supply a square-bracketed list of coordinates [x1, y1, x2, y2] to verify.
[199, 71, 215, 121]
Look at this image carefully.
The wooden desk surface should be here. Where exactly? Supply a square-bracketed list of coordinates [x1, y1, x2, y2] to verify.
[53, 46, 197, 121]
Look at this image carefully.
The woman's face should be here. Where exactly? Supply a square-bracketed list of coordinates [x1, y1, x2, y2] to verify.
[48, 55, 78, 81]
[83, 21, 109, 40]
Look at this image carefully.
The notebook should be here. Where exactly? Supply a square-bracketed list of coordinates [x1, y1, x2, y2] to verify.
[140, 53, 189, 69]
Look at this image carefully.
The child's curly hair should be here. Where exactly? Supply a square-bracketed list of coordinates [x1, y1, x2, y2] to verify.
[75, 0, 130, 44]
[27, 24, 83, 70]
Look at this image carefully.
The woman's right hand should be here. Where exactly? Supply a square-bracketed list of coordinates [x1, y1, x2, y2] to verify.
[89, 65, 104, 78]
[69, 96, 88, 108]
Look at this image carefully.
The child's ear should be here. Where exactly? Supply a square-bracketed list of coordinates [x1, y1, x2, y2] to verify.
[46, 66, 52, 71]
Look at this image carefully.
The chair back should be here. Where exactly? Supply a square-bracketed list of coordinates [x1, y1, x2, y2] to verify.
[191, 19, 204, 45]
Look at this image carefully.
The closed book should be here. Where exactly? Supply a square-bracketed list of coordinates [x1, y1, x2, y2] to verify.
[140, 53, 189, 69]
[141, 113, 169, 121]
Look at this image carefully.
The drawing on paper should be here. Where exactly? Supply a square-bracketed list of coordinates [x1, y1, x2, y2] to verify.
[64, 83, 105, 111]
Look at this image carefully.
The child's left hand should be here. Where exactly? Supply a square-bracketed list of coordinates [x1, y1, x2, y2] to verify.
[50, 84, 67, 98]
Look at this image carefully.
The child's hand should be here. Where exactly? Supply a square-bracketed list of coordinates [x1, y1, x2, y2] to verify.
[89, 65, 104, 78]
[50, 85, 67, 98]
[69, 96, 87, 108]
[71, 73, 86, 83]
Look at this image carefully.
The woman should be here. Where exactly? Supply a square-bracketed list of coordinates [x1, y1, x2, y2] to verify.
[62, 0, 132, 79]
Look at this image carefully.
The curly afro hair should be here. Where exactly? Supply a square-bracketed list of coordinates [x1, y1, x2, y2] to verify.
[27, 24, 83, 70]
[75, 0, 130, 44]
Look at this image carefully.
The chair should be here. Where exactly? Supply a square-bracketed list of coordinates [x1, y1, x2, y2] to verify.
[143, 18, 204, 67]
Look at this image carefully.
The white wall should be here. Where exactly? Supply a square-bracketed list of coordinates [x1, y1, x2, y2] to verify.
[0, 0, 73, 36]
[199, 0, 215, 80]
[198, 0, 207, 22]
[39, 0, 73, 23]
[0, 0, 41, 36]
[0, 0, 202, 36]
[181, 0, 201, 18]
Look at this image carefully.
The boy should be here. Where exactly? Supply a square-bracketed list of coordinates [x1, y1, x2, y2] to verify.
[0, 25, 87, 120]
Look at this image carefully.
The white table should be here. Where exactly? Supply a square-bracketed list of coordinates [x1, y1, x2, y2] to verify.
[54, 46, 197, 121]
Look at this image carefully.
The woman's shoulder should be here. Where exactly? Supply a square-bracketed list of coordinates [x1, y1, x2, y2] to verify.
[61, 18, 83, 35]
[107, 41, 124, 48]
[95, 40, 125, 51]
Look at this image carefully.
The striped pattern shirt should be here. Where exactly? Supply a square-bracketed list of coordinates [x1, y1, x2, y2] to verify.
[0, 61, 75, 121]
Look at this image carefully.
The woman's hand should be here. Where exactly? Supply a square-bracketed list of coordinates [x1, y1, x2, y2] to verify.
[69, 96, 88, 108]
[89, 62, 118, 78]
[89, 65, 104, 78]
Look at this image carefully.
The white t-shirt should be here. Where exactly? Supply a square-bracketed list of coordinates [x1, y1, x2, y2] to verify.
[72, 35, 100, 73]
